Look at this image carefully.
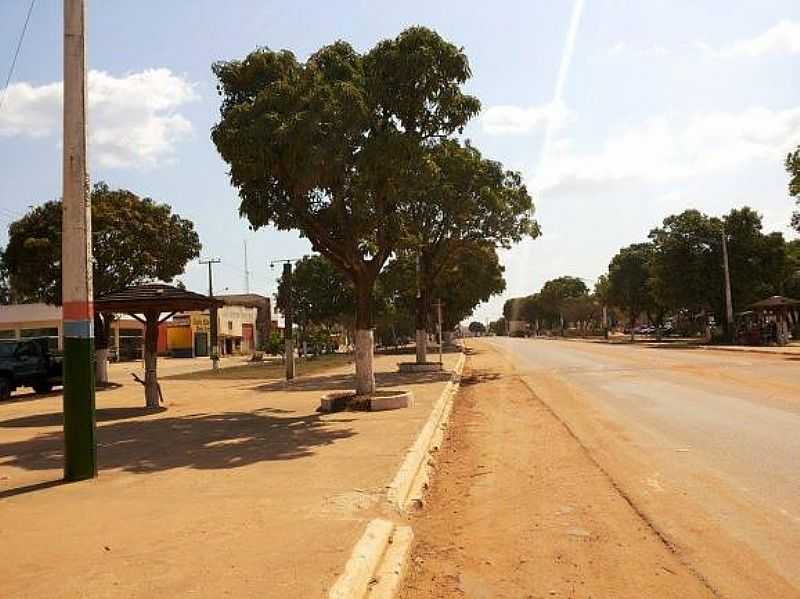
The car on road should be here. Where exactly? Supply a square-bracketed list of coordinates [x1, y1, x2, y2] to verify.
[0, 338, 63, 400]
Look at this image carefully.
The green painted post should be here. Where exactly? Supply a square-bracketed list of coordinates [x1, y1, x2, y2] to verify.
[63, 337, 96, 479]
[62, 0, 96, 481]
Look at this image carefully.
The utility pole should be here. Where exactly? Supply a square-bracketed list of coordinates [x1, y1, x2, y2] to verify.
[62, 0, 96, 481]
[270, 259, 298, 380]
[200, 258, 221, 369]
[721, 227, 734, 342]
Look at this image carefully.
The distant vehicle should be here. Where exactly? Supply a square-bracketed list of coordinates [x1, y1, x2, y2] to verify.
[0, 338, 63, 400]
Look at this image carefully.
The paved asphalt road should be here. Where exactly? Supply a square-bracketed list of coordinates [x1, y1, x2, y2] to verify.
[485, 337, 800, 594]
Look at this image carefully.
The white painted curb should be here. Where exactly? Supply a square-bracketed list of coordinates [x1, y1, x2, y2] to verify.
[368, 524, 414, 599]
[328, 519, 394, 599]
[327, 519, 414, 599]
[386, 352, 466, 512]
[328, 352, 467, 599]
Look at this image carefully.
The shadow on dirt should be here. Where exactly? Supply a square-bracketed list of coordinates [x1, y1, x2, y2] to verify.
[5, 382, 123, 405]
[0, 406, 168, 428]
[251, 368, 454, 393]
[0, 407, 357, 483]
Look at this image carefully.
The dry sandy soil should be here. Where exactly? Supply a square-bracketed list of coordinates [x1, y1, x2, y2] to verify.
[0, 350, 459, 598]
[400, 343, 718, 599]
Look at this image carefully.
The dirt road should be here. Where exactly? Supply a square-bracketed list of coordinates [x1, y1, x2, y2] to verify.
[400, 343, 717, 599]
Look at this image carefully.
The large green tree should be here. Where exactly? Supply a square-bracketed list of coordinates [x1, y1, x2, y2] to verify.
[785, 239, 800, 299]
[538, 276, 588, 332]
[211, 27, 480, 394]
[399, 140, 537, 362]
[3, 183, 201, 379]
[383, 241, 506, 339]
[786, 145, 800, 232]
[606, 243, 656, 339]
[648, 210, 719, 317]
[276, 254, 354, 332]
[649, 207, 790, 323]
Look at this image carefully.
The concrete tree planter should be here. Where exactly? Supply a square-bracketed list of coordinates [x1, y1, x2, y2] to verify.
[320, 390, 414, 413]
[397, 361, 443, 373]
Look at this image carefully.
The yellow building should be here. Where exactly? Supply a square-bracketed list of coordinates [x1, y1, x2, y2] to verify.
[166, 294, 269, 357]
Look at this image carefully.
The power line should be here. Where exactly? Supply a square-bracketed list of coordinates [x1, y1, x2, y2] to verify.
[0, 0, 36, 115]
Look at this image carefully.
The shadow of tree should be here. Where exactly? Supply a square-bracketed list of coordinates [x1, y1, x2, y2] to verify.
[250, 369, 454, 393]
[5, 382, 122, 405]
[0, 406, 169, 428]
[0, 407, 356, 476]
[161, 354, 353, 382]
[377, 345, 464, 356]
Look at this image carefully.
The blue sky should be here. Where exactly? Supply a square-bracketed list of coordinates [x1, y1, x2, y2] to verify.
[1, 0, 798, 323]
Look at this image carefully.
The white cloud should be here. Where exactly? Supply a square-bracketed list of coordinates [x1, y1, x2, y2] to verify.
[607, 42, 668, 58]
[0, 69, 198, 168]
[481, 101, 573, 135]
[718, 19, 800, 58]
[537, 106, 800, 194]
[608, 42, 626, 57]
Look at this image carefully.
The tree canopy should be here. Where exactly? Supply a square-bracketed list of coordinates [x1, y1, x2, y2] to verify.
[211, 27, 481, 394]
[211, 27, 480, 328]
[468, 321, 486, 334]
[647, 207, 791, 318]
[397, 138, 536, 359]
[786, 145, 800, 232]
[276, 254, 354, 331]
[0, 251, 10, 305]
[606, 243, 656, 329]
[3, 182, 201, 305]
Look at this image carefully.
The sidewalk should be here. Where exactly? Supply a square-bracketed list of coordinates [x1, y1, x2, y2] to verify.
[0, 350, 460, 598]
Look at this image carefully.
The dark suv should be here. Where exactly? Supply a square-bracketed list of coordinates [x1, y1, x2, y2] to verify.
[0, 338, 63, 400]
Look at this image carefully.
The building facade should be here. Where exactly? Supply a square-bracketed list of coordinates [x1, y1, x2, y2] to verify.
[0, 303, 147, 356]
[166, 294, 270, 358]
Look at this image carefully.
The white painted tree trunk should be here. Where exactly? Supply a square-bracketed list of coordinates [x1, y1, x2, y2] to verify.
[95, 348, 109, 384]
[144, 315, 160, 409]
[144, 346, 159, 408]
[354, 329, 375, 395]
[415, 329, 428, 363]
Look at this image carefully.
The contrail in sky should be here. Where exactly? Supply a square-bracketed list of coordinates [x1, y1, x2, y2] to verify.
[537, 0, 585, 176]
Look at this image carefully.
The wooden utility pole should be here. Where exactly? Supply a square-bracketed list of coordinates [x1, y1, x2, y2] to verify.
[200, 258, 221, 369]
[721, 227, 734, 341]
[62, 0, 96, 481]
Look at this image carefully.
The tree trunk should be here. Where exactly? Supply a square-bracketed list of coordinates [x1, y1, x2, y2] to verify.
[354, 281, 375, 395]
[144, 311, 160, 409]
[415, 257, 432, 364]
[94, 312, 112, 384]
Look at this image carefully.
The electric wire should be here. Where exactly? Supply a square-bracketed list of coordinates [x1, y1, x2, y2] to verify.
[0, 0, 37, 116]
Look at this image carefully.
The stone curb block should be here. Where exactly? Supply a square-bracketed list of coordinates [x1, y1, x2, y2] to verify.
[328, 519, 394, 599]
[386, 351, 466, 512]
[368, 525, 414, 599]
[328, 352, 466, 599]
[327, 519, 414, 599]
